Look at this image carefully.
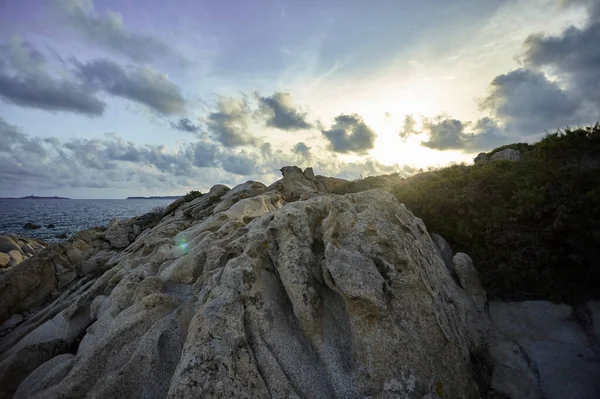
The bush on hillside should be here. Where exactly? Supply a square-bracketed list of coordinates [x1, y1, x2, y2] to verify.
[183, 190, 203, 202]
[390, 124, 600, 303]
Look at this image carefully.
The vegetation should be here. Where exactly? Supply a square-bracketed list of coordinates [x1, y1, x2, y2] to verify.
[136, 205, 166, 229]
[183, 190, 203, 202]
[388, 123, 600, 303]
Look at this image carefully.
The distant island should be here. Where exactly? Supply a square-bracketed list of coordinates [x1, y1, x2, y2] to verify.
[0, 195, 71, 200]
[126, 195, 182, 200]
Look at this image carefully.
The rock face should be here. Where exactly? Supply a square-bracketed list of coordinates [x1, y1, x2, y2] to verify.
[491, 148, 522, 162]
[272, 166, 348, 201]
[1, 165, 597, 399]
[474, 148, 522, 164]
[0, 167, 488, 399]
[487, 301, 600, 399]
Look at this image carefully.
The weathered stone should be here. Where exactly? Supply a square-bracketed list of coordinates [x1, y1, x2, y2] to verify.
[132, 224, 141, 236]
[0, 314, 24, 332]
[7, 249, 24, 264]
[0, 239, 22, 254]
[81, 251, 115, 275]
[279, 165, 323, 200]
[0, 255, 57, 324]
[1, 186, 488, 398]
[432, 233, 454, 273]
[65, 247, 85, 265]
[487, 301, 600, 399]
[0, 253, 10, 268]
[474, 152, 489, 164]
[490, 148, 521, 162]
[21, 243, 35, 256]
[105, 223, 130, 248]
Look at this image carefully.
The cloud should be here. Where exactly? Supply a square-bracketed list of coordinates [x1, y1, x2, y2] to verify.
[399, 114, 419, 140]
[75, 58, 186, 114]
[220, 151, 259, 175]
[560, 0, 600, 22]
[190, 141, 220, 168]
[321, 114, 377, 154]
[0, 37, 105, 116]
[170, 118, 200, 133]
[55, 0, 179, 63]
[315, 158, 416, 181]
[480, 68, 582, 135]
[292, 142, 312, 162]
[520, 7, 600, 120]
[255, 92, 312, 130]
[205, 97, 257, 147]
[419, 116, 508, 152]
[0, 118, 423, 197]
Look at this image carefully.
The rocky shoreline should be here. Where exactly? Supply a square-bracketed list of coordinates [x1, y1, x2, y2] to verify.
[0, 166, 598, 399]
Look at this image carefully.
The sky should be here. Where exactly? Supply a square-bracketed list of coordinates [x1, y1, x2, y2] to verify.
[0, 0, 599, 198]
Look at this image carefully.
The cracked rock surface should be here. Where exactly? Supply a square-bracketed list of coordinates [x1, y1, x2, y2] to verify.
[1, 168, 490, 398]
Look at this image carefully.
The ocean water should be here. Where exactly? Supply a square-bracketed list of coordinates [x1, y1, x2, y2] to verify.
[0, 199, 175, 243]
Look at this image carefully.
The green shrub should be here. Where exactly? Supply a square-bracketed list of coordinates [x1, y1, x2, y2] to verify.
[183, 190, 203, 202]
[390, 124, 600, 303]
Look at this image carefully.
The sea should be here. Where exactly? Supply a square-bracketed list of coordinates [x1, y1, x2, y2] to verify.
[0, 199, 176, 243]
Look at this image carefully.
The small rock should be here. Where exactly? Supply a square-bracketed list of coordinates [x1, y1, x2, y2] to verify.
[132, 224, 141, 236]
[128, 233, 136, 243]
[7, 249, 23, 264]
[108, 218, 119, 228]
[101, 241, 112, 250]
[0, 253, 10, 268]
[23, 222, 41, 230]
[56, 232, 68, 239]
[0, 240, 21, 254]
[46, 224, 56, 229]
[21, 243, 35, 256]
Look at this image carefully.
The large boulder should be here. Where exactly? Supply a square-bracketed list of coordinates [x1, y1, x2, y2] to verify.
[104, 219, 130, 249]
[490, 148, 522, 162]
[0, 183, 489, 398]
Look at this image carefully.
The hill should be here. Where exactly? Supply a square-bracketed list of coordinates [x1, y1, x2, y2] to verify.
[0, 196, 71, 200]
[339, 123, 600, 303]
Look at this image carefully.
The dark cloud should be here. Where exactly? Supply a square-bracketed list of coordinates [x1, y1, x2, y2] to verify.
[421, 118, 465, 150]
[170, 118, 200, 133]
[0, 118, 47, 155]
[321, 114, 377, 154]
[520, 9, 600, 120]
[256, 92, 312, 130]
[75, 58, 186, 115]
[420, 116, 508, 152]
[292, 142, 312, 162]
[220, 151, 259, 175]
[399, 114, 419, 139]
[56, 0, 179, 63]
[190, 141, 220, 168]
[205, 98, 257, 147]
[0, 38, 105, 116]
[480, 69, 582, 135]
